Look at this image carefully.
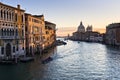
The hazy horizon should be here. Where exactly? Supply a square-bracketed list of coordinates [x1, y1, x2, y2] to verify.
[57, 27, 105, 37]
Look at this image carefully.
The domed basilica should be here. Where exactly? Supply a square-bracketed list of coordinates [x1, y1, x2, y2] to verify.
[77, 22, 85, 33]
[70, 21, 101, 41]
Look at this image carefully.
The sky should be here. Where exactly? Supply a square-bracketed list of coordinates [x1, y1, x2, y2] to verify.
[2, 0, 120, 36]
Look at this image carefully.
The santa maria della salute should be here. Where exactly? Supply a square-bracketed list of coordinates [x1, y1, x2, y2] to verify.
[69, 21, 103, 42]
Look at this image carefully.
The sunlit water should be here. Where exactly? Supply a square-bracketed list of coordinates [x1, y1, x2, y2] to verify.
[0, 40, 120, 80]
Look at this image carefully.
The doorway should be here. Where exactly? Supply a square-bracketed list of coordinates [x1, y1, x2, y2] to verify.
[6, 43, 11, 57]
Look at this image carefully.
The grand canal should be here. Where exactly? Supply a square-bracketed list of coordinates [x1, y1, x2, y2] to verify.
[0, 40, 120, 80]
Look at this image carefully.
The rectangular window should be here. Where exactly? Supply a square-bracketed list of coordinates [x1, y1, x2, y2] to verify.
[46, 31, 49, 34]
[22, 47, 24, 50]
[43, 36, 45, 39]
[15, 13, 17, 21]
[16, 40, 19, 44]
[1, 47, 4, 55]
[16, 46, 18, 51]
[29, 18, 31, 21]
[22, 30, 24, 36]
[25, 17, 28, 21]
[23, 40, 24, 44]
[25, 26, 27, 32]
[21, 15, 24, 22]
[34, 27, 39, 33]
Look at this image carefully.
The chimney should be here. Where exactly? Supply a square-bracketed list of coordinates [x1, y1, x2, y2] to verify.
[17, 5, 20, 9]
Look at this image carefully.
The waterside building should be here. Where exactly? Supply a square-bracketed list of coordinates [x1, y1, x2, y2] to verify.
[43, 21, 56, 49]
[0, 3, 26, 59]
[0, 2, 56, 60]
[105, 23, 120, 46]
[25, 14, 45, 56]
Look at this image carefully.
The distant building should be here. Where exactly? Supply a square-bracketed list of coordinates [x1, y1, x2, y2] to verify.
[71, 21, 86, 41]
[106, 23, 120, 46]
[0, 3, 26, 59]
[70, 21, 103, 42]
[85, 32, 103, 42]
[85, 31, 97, 41]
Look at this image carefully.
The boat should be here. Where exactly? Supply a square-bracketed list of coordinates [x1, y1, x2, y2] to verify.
[0, 60, 16, 64]
[20, 57, 34, 63]
[42, 57, 53, 64]
[0, 58, 16, 64]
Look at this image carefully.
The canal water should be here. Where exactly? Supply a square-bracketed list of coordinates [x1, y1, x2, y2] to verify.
[0, 40, 120, 80]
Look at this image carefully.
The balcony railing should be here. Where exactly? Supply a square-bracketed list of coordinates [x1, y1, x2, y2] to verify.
[0, 36, 20, 39]
[33, 32, 40, 35]
[35, 41, 40, 43]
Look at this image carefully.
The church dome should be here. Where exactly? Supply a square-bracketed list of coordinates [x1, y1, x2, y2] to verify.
[77, 21, 85, 33]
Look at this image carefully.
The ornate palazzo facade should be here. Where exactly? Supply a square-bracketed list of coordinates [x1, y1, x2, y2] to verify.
[0, 3, 25, 59]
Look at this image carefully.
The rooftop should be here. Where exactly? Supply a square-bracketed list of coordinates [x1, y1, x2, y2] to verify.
[107, 23, 120, 29]
[0, 2, 25, 11]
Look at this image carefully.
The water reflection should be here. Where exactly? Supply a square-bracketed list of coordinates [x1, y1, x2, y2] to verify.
[0, 40, 120, 80]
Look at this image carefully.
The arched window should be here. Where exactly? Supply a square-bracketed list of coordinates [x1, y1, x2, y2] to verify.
[10, 29, 11, 36]
[22, 47, 24, 50]
[4, 29, 6, 36]
[13, 46, 15, 53]
[0, 29, 2, 36]
[12, 13, 14, 21]
[1, 10, 3, 19]
[16, 29, 18, 36]
[9, 12, 11, 20]
[7, 11, 8, 20]
[4, 11, 6, 20]
[7, 29, 9, 36]
[1, 29, 3, 36]
[12, 29, 14, 36]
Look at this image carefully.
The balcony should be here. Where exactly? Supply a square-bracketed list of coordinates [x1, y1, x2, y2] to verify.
[33, 40, 40, 44]
[33, 32, 40, 35]
[0, 36, 19, 39]
[35, 41, 40, 43]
